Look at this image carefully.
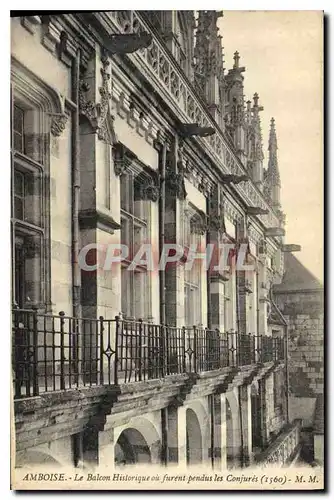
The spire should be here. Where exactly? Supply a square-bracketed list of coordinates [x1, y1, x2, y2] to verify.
[264, 117, 281, 210]
[244, 92, 264, 187]
[267, 117, 280, 186]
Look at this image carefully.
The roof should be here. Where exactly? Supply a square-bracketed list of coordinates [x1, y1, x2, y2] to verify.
[313, 394, 324, 434]
[273, 253, 323, 293]
[268, 297, 288, 326]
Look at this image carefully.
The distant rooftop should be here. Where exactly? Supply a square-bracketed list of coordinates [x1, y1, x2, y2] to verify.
[274, 253, 323, 293]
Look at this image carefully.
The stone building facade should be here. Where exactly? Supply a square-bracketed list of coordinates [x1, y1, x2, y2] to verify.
[11, 12, 303, 471]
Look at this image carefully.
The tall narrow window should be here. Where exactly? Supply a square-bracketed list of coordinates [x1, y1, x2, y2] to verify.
[120, 170, 149, 320]
[184, 206, 203, 326]
[11, 98, 45, 308]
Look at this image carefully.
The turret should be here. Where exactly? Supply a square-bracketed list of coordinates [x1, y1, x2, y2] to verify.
[194, 11, 225, 127]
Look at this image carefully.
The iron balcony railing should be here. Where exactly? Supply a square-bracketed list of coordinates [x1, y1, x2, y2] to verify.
[12, 309, 285, 399]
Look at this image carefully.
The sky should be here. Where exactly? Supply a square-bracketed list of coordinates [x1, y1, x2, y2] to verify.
[220, 11, 323, 282]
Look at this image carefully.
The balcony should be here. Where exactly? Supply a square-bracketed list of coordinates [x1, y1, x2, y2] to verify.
[91, 11, 280, 231]
[255, 419, 302, 467]
[12, 308, 285, 400]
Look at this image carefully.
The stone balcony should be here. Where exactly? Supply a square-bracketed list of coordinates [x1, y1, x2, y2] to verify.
[84, 10, 281, 234]
[255, 419, 302, 467]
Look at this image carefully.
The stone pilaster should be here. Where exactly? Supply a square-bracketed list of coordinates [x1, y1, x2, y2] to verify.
[208, 185, 230, 330]
[164, 137, 186, 326]
[166, 406, 179, 464]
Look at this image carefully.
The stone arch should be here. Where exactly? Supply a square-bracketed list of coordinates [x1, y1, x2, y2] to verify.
[115, 428, 151, 466]
[186, 408, 202, 465]
[114, 416, 161, 466]
[185, 399, 210, 463]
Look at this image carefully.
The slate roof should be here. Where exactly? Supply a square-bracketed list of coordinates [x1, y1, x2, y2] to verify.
[273, 253, 323, 293]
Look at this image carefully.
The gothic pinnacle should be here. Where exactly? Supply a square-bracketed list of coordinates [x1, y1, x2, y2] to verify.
[269, 117, 278, 150]
[233, 51, 240, 68]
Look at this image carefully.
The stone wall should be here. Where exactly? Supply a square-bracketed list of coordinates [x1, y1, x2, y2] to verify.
[275, 289, 324, 400]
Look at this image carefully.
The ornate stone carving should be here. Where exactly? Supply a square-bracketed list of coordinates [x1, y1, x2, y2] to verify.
[207, 193, 226, 234]
[135, 174, 160, 202]
[79, 52, 113, 143]
[190, 211, 207, 235]
[165, 142, 187, 200]
[113, 143, 136, 176]
[50, 113, 68, 137]
[165, 168, 187, 200]
[108, 11, 280, 230]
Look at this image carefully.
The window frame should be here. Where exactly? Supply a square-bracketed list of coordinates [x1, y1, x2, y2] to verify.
[11, 76, 51, 311]
[120, 168, 150, 321]
[183, 203, 203, 327]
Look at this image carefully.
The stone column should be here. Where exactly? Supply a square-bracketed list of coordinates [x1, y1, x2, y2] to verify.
[212, 394, 222, 469]
[98, 428, 115, 467]
[177, 405, 187, 466]
[82, 427, 99, 467]
[239, 384, 253, 466]
[220, 394, 227, 469]
[259, 378, 268, 448]
[166, 406, 179, 465]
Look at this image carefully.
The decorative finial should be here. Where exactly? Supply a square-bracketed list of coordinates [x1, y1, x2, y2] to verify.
[270, 117, 275, 128]
[253, 93, 259, 106]
[233, 51, 240, 69]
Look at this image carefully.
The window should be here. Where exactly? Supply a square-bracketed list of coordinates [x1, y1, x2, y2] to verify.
[13, 105, 25, 153]
[120, 170, 149, 320]
[184, 206, 203, 326]
[11, 97, 46, 308]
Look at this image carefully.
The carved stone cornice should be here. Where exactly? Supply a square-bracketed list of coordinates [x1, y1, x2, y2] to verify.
[79, 52, 113, 142]
[113, 143, 136, 176]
